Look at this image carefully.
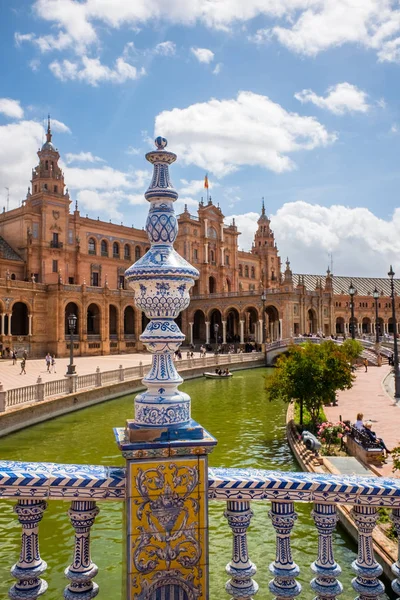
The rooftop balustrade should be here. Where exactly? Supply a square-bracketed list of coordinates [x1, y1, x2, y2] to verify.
[1, 461, 400, 599]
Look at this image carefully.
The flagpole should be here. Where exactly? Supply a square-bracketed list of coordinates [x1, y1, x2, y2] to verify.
[206, 173, 209, 203]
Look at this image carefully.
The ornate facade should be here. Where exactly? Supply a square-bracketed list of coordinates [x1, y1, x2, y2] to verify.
[0, 122, 398, 357]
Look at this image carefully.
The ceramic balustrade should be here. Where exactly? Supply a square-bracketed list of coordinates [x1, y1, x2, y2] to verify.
[1, 462, 400, 598]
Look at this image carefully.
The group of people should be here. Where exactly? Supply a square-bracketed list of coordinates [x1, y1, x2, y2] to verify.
[354, 412, 391, 457]
[214, 368, 231, 376]
[45, 353, 56, 373]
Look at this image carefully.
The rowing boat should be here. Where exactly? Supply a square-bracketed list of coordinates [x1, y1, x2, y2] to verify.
[203, 372, 233, 379]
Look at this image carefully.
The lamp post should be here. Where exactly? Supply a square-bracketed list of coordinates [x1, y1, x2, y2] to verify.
[388, 266, 400, 398]
[214, 322, 219, 354]
[373, 287, 380, 344]
[67, 313, 77, 376]
[261, 290, 267, 362]
[348, 281, 356, 340]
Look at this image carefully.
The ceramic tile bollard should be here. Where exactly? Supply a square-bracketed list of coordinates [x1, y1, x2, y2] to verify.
[117, 137, 217, 600]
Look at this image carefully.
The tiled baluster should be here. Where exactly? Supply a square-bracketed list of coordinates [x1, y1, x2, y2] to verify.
[268, 501, 301, 600]
[311, 503, 343, 600]
[390, 508, 400, 597]
[224, 500, 258, 599]
[9, 499, 48, 599]
[64, 501, 99, 599]
[351, 505, 385, 600]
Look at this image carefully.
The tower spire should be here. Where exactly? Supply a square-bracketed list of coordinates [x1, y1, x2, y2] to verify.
[46, 114, 52, 143]
[261, 197, 265, 216]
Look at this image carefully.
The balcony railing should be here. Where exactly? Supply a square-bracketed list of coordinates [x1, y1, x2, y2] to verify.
[1, 462, 399, 598]
[50, 241, 63, 248]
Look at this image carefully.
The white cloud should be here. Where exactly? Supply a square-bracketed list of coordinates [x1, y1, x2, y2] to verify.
[154, 41, 176, 56]
[391, 123, 398, 133]
[14, 32, 35, 46]
[179, 178, 218, 196]
[126, 146, 141, 155]
[155, 91, 336, 177]
[0, 98, 24, 119]
[295, 82, 370, 115]
[49, 55, 145, 86]
[51, 118, 71, 134]
[29, 59, 40, 72]
[213, 62, 223, 75]
[190, 47, 215, 63]
[272, 201, 400, 276]
[0, 119, 44, 207]
[226, 202, 400, 276]
[64, 165, 133, 190]
[65, 151, 105, 164]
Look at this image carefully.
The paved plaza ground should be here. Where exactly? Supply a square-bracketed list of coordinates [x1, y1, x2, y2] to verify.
[0, 352, 153, 390]
[325, 364, 400, 477]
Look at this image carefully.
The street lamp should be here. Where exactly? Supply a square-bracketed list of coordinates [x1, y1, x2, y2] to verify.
[388, 266, 400, 398]
[348, 281, 356, 340]
[214, 322, 219, 354]
[67, 313, 77, 376]
[373, 287, 380, 344]
[261, 290, 267, 345]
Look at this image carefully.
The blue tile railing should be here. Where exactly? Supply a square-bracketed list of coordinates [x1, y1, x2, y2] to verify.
[1, 461, 400, 599]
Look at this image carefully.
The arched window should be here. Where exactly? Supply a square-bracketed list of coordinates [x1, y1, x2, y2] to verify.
[210, 249, 215, 264]
[101, 240, 108, 256]
[251, 266, 255, 279]
[245, 265, 249, 277]
[88, 238, 96, 255]
[239, 264, 243, 276]
[207, 227, 217, 239]
[45, 160, 48, 171]
[124, 244, 131, 260]
[113, 242, 119, 257]
[135, 246, 141, 261]
[11, 273, 16, 280]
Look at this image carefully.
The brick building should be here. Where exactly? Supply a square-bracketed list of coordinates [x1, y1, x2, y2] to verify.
[0, 123, 398, 357]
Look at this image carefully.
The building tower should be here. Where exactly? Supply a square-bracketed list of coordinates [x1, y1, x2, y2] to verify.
[252, 200, 281, 288]
[31, 116, 66, 200]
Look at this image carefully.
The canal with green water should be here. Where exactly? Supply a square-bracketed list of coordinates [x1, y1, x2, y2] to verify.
[0, 368, 361, 598]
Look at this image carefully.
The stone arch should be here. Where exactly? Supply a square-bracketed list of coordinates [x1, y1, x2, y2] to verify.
[193, 309, 206, 342]
[109, 304, 118, 336]
[11, 302, 29, 335]
[362, 317, 371, 334]
[388, 317, 396, 334]
[87, 303, 101, 335]
[377, 317, 384, 336]
[141, 311, 150, 333]
[209, 276, 216, 294]
[65, 302, 80, 336]
[265, 305, 280, 342]
[307, 308, 317, 334]
[336, 317, 345, 334]
[244, 306, 259, 342]
[225, 278, 232, 293]
[225, 307, 240, 342]
[124, 306, 135, 335]
[209, 308, 222, 343]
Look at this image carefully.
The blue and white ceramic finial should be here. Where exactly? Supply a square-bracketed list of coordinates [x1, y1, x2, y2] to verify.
[125, 138, 199, 431]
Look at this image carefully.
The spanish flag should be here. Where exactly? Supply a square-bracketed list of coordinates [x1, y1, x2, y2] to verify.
[204, 174, 209, 189]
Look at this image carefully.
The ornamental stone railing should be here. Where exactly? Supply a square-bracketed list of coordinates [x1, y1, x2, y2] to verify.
[1, 461, 400, 599]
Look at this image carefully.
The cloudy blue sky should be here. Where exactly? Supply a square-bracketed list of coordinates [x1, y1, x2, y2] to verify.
[1, 0, 400, 277]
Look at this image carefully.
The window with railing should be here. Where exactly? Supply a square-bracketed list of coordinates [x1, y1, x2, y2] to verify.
[101, 240, 108, 257]
[113, 242, 120, 258]
[88, 238, 96, 255]
[124, 244, 130, 260]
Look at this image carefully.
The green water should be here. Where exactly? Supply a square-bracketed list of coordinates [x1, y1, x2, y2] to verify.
[0, 368, 360, 599]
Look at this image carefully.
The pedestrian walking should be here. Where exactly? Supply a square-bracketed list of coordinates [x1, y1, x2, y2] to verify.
[45, 352, 51, 372]
[51, 355, 56, 373]
[22, 349, 28, 361]
[12, 351, 17, 365]
[20, 358, 26, 375]
[364, 358, 368, 372]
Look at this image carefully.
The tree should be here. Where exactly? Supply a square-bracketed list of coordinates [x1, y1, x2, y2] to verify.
[265, 340, 362, 428]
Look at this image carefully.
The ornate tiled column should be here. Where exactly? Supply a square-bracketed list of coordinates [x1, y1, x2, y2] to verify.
[115, 137, 216, 600]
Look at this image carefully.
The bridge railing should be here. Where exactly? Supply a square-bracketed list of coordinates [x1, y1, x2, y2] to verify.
[0, 353, 264, 412]
[1, 460, 399, 599]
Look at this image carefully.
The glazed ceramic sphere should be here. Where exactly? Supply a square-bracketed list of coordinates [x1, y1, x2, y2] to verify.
[155, 136, 168, 149]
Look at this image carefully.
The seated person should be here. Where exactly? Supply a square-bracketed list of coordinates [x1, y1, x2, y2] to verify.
[354, 413, 364, 431]
[363, 422, 391, 455]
